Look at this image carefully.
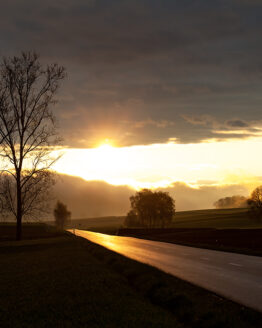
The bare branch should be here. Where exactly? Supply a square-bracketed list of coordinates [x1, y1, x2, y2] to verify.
[0, 52, 65, 238]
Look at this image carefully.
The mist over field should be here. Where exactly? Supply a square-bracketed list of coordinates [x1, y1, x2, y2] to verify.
[53, 174, 249, 218]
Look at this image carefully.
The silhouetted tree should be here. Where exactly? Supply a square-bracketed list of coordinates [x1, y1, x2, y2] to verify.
[125, 189, 175, 228]
[54, 201, 71, 229]
[214, 195, 247, 209]
[125, 209, 142, 228]
[0, 52, 65, 240]
[247, 186, 262, 221]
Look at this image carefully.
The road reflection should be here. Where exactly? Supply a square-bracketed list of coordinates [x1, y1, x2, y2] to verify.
[68, 229, 262, 313]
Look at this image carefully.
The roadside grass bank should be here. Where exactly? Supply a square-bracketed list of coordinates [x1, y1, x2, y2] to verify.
[118, 228, 262, 257]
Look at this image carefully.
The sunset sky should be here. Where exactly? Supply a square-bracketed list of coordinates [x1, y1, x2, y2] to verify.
[53, 139, 262, 192]
[1, 1, 262, 210]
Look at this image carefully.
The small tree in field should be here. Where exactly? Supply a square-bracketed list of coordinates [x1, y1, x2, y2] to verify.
[125, 189, 175, 228]
[247, 186, 262, 221]
[0, 52, 65, 240]
[54, 201, 71, 230]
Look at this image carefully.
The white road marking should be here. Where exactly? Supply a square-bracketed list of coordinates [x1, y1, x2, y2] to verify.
[229, 263, 242, 267]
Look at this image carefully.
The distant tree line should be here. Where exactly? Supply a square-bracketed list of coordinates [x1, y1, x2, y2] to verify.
[125, 189, 175, 228]
[214, 186, 262, 221]
[214, 195, 247, 209]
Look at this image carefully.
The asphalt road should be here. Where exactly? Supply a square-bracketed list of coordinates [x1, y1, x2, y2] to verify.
[70, 229, 262, 312]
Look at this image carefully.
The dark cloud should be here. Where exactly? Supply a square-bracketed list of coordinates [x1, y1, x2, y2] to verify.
[181, 115, 216, 126]
[226, 119, 249, 128]
[232, 0, 262, 5]
[0, 1, 262, 146]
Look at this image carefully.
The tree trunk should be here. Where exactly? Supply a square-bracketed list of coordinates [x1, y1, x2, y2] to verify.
[16, 175, 22, 241]
[16, 212, 22, 241]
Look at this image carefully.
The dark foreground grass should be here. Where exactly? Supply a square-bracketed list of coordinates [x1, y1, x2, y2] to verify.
[1, 232, 261, 328]
[0, 235, 179, 328]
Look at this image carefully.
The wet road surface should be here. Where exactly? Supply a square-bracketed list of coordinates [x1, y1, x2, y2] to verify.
[69, 229, 262, 312]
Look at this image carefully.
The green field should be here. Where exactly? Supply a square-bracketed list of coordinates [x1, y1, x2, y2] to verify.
[170, 208, 261, 229]
[0, 224, 261, 328]
[66, 216, 125, 234]
[70, 215, 125, 228]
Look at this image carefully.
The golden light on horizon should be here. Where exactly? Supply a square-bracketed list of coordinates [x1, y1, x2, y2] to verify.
[52, 138, 262, 192]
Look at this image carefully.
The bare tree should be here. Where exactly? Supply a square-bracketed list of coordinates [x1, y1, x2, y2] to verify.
[0, 52, 65, 240]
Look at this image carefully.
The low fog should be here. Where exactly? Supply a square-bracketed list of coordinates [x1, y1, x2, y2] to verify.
[52, 174, 249, 219]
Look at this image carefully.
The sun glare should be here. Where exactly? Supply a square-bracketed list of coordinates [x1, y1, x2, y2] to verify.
[52, 138, 262, 192]
[97, 139, 115, 150]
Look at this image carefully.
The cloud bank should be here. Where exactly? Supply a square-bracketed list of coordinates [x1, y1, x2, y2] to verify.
[53, 174, 250, 218]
